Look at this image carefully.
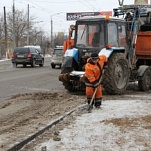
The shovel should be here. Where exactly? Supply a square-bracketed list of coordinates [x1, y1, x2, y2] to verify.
[87, 87, 98, 113]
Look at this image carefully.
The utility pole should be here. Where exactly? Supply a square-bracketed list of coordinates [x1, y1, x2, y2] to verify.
[51, 17, 53, 48]
[4, 6, 8, 58]
[27, 4, 29, 45]
[12, 0, 16, 49]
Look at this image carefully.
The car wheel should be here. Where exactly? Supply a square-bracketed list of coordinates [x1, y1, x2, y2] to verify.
[39, 59, 44, 67]
[13, 63, 17, 68]
[23, 64, 26, 67]
[51, 64, 55, 68]
[31, 59, 36, 67]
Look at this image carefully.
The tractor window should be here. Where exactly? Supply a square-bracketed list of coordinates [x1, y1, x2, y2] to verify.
[76, 23, 104, 48]
[88, 25, 100, 47]
[76, 24, 87, 46]
[107, 23, 118, 46]
[118, 25, 126, 47]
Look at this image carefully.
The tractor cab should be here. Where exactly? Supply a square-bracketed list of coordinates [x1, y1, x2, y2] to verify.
[73, 15, 128, 69]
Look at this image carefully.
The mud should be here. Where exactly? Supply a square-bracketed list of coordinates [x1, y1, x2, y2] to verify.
[0, 91, 85, 151]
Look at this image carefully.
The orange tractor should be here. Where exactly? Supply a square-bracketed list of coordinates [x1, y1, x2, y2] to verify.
[59, 3, 151, 94]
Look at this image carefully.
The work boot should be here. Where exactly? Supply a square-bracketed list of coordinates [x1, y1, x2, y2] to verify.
[87, 98, 94, 106]
[95, 98, 102, 108]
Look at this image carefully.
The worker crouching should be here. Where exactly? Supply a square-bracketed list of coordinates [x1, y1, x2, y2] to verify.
[84, 52, 108, 108]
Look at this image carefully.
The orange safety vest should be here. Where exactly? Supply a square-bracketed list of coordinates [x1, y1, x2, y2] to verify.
[84, 55, 108, 83]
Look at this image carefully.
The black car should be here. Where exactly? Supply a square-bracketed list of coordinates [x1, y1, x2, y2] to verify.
[12, 47, 44, 67]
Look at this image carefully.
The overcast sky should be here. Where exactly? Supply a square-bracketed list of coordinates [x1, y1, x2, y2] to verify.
[0, 0, 149, 36]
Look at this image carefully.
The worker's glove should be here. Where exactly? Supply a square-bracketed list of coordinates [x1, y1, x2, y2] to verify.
[80, 75, 89, 82]
[80, 76, 84, 82]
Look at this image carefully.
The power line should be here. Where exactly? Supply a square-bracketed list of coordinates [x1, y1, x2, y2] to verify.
[31, 0, 96, 3]
[25, 0, 53, 14]
[84, 0, 99, 11]
[78, 0, 97, 11]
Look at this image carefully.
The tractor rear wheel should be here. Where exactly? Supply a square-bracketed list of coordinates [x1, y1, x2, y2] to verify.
[102, 53, 129, 95]
[138, 68, 151, 91]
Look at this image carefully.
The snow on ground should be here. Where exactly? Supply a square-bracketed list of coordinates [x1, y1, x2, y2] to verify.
[35, 95, 151, 151]
[0, 59, 10, 62]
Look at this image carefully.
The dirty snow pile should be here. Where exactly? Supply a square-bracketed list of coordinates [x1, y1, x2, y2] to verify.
[35, 95, 151, 151]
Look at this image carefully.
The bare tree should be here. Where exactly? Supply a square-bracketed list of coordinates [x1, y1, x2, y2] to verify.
[0, 15, 4, 39]
[7, 9, 36, 47]
[53, 32, 64, 47]
[0, 8, 66, 56]
[0, 15, 5, 58]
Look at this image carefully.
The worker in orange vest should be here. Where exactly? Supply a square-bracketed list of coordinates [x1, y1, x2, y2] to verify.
[84, 52, 108, 108]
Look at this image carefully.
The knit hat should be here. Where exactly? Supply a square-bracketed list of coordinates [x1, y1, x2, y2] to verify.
[91, 52, 99, 59]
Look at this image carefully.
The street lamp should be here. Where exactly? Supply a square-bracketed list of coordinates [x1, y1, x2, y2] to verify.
[50, 12, 63, 48]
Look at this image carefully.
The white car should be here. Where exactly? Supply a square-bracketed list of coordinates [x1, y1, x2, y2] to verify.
[51, 46, 64, 68]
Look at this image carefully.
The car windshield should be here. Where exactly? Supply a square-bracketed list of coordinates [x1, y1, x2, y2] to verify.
[14, 48, 29, 53]
[76, 23, 104, 48]
[54, 49, 63, 55]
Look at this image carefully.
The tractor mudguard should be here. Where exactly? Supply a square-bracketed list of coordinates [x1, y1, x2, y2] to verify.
[99, 47, 125, 58]
[62, 48, 79, 68]
[64, 48, 78, 62]
[137, 65, 150, 77]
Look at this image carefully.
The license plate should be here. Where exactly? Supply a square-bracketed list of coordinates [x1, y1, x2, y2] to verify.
[17, 55, 24, 58]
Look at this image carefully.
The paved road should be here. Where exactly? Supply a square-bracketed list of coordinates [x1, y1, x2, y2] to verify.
[0, 57, 64, 100]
